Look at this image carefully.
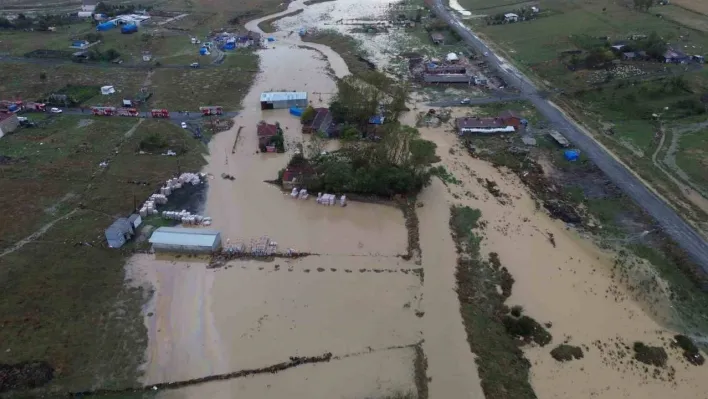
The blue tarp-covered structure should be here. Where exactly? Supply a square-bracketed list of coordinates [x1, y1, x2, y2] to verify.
[121, 23, 138, 34]
[289, 107, 303, 116]
[564, 150, 580, 161]
[223, 41, 236, 50]
[199, 47, 209, 55]
[97, 21, 117, 31]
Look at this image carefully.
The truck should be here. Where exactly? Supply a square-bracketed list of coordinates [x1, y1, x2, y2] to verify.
[24, 102, 47, 112]
[92, 106, 116, 116]
[117, 108, 139, 117]
[199, 106, 223, 116]
[151, 109, 170, 118]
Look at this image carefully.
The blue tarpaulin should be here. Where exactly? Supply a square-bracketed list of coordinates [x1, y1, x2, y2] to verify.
[267, 37, 276, 42]
[121, 24, 138, 34]
[564, 150, 580, 161]
[199, 47, 209, 55]
[224, 42, 236, 50]
[289, 107, 303, 116]
[96, 21, 117, 31]
[369, 115, 385, 125]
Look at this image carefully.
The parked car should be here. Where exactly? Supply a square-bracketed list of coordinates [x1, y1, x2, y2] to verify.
[50, 107, 62, 113]
[190, 62, 200, 68]
[460, 98, 471, 104]
[181, 122, 188, 129]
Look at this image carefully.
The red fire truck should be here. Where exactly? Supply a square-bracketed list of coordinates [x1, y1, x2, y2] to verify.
[24, 102, 47, 112]
[200, 106, 223, 116]
[151, 109, 170, 118]
[92, 106, 117, 116]
[117, 108, 139, 117]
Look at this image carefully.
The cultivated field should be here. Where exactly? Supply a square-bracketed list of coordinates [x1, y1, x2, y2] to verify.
[673, 0, 708, 16]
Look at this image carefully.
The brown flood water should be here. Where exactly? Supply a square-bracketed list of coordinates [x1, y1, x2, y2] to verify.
[126, 1, 708, 398]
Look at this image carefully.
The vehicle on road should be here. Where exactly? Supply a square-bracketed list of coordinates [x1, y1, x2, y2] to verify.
[460, 98, 471, 104]
[483, 51, 489, 56]
[190, 62, 200, 68]
[50, 107, 62, 114]
[181, 122, 188, 129]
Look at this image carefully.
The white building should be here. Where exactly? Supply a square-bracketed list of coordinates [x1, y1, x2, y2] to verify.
[260, 92, 308, 110]
[149, 227, 222, 253]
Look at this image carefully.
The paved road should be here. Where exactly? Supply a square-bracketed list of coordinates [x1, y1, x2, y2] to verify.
[428, 93, 522, 107]
[429, 0, 708, 271]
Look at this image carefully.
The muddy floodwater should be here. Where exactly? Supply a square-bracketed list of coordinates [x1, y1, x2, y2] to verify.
[126, 1, 708, 398]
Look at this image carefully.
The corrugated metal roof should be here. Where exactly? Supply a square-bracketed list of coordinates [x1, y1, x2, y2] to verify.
[260, 92, 307, 102]
[149, 227, 221, 247]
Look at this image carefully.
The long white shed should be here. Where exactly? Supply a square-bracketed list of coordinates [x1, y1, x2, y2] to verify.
[260, 91, 308, 110]
[149, 227, 222, 253]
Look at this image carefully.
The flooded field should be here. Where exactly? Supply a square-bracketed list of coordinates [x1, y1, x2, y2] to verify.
[125, 0, 708, 398]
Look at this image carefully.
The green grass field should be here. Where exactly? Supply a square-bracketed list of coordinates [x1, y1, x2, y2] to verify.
[0, 116, 207, 394]
[676, 127, 708, 189]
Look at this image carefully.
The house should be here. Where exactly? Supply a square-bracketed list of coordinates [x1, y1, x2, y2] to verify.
[664, 49, 689, 64]
[504, 13, 519, 22]
[622, 52, 636, 60]
[455, 116, 515, 135]
[82, 0, 97, 12]
[257, 120, 279, 150]
[430, 32, 445, 45]
[610, 43, 627, 53]
[0, 112, 20, 139]
[303, 108, 333, 135]
[148, 227, 222, 253]
[282, 159, 315, 190]
[260, 91, 308, 110]
[474, 75, 488, 85]
[499, 110, 523, 130]
[105, 218, 134, 248]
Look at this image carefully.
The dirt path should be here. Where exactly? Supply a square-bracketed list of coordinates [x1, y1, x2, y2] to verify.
[0, 209, 78, 258]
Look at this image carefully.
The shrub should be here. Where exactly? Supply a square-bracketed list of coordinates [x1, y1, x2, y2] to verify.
[633, 342, 667, 367]
[550, 344, 584, 362]
[503, 315, 552, 346]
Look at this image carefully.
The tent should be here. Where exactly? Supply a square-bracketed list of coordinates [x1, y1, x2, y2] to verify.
[96, 21, 116, 31]
[199, 47, 209, 55]
[121, 23, 138, 34]
[564, 149, 580, 161]
[101, 86, 116, 95]
[289, 107, 303, 117]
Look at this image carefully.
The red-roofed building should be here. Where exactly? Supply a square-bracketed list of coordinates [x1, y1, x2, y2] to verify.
[256, 120, 279, 150]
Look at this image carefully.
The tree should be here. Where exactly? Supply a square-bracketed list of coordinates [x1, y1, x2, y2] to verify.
[340, 125, 361, 141]
[301, 106, 316, 124]
[0, 17, 14, 29]
[642, 31, 667, 60]
[39, 72, 47, 82]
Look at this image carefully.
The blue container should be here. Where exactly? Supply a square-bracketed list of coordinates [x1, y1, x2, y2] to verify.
[289, 107, 303, 117]
[564, 150, 579, 162]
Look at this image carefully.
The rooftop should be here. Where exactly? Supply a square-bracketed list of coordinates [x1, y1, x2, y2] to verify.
[260, 91, 308, 102]
[257, 121, 278, 137]
[456, 116, 508, 129]
[499, 110, 520, 120]
[0, 112, 17, 122]
[149, 227, 221, 247]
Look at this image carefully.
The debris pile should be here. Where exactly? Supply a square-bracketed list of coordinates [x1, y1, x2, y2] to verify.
[161, 210, 212, 226]
[139, 172, 207, 218]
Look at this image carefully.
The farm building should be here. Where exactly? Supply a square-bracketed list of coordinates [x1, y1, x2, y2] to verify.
[0, 112, 20, 139]
[260, 92, 308, 110]
[456, 116, 515, 135]
[257, 121, 279, 151]
[498, 110, 523, 129]
[148, 227, 222, 253]
[105, 218, 134, 248]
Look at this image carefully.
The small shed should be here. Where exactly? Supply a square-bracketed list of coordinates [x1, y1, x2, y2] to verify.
[0, 112, 20, 139]
[430, 32, 445, 45]
[260, 91, 308, 110]
[446, 52, 459, 62]
[148, 227, 222, 253]
[128, 214, 142, 229]
[548, 130, 570, 147]
[105, 218, 134, 248]
[303, 108, 332, 135]
[504, 13, 519, 22]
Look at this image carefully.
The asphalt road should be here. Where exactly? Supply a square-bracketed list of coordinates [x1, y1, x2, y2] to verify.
[427, 93, 523, 107]
[429, 0, 708, 272]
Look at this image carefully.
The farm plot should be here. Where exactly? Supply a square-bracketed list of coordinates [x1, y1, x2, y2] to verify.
[676, 127, 708, 190]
